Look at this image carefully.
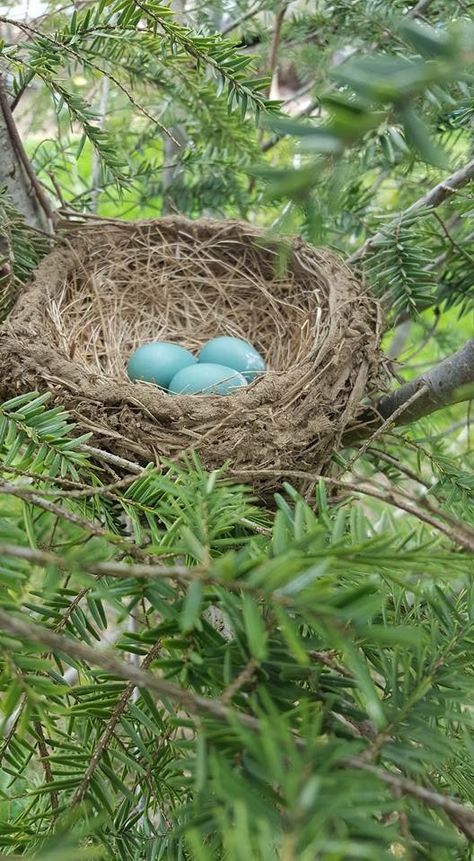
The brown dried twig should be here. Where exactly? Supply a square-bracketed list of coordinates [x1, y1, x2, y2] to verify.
[71, 638, 162, 806]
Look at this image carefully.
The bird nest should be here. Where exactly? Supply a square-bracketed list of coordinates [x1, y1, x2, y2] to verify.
[0, 216, 382, 490]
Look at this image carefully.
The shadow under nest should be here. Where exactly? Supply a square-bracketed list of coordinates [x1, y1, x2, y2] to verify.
[0, 216, 383, 493]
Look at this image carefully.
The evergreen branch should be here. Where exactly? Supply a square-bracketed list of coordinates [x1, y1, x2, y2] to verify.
[367, 447, 432, 489]
[33, 718, 59, 814]
[0, 481, 116, 540]
[130, 0, 274, 112]
[348, 157, 474, 264]
[230, 470, 474, 553]
[391, 227, 474, 324]
[80, 443, 143, 474]
[2, 609, 474, 840]
[346, 757, 474, 842]
[221, 2, 264, 36]
[220, 656, 258, 705]
[0, 391, 91, 479]
[0, 191, 48, 321]
[23, 473, 141, 499]
[0, 543, 291, 607]
[0, 482, 153, 561]
[0, 608, 256, 728]
[71, 638, 162, 806]
[363, 209, 437, 316]
[344, 385, 429, 469]
[16, 18, 180, 145]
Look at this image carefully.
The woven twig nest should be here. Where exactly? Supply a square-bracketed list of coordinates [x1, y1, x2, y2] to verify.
[0, 216, 382, 487]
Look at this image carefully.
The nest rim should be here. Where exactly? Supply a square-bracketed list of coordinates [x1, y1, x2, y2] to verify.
[0, 215, 382, 482]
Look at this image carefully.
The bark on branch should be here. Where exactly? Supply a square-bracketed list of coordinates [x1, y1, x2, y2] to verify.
[345, 339, 474, 443]
[0, 77, 52, 230]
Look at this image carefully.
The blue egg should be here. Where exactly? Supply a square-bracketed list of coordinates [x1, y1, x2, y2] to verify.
[169, 363, 248, 395]
[127, 342, 196, 389]
[199, 336, 265, 381]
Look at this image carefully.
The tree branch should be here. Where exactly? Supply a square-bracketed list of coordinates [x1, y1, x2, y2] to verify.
[0, 480, 151, 561]
[268, 4, 288, 95]
[260, 98, 320, 152]
[2, 608, 474, 840]
[0, 608, 256, 729]
[345, 340, 474, 443]
[0, 77, 52, 230]
[220, 2, 264, 36]
[230, 469, 474, 553]
[406, 0, 434, 18]
[348, 157, 474, 264]
[71, 638, 162, 806]
[345, 757, 474, 842]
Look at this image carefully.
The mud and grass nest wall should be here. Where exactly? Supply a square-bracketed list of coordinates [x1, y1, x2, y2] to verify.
[0, 216, 382, 489]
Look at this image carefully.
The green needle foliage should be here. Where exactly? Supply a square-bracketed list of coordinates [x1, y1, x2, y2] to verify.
[0, 2, 473, 859]
[0, 393, 472, 859]
[0, 192, 49, 323]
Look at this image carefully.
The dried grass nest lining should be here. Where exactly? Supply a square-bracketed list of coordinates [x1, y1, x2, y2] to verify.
[0, 216, 382, 484]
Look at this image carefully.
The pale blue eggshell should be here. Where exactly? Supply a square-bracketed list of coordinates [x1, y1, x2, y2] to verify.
[127, 342, 196, 389]
[198, 336, 265, 381]
[169, 363, 248, 395]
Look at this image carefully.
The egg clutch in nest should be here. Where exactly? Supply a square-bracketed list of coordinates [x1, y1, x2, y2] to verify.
[0, 216, 383, 493]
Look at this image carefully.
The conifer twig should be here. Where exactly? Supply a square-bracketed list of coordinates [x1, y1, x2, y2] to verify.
[348, 157, 474, 264]
[71, 638, 162, 806]
[2, 609, 474, 840]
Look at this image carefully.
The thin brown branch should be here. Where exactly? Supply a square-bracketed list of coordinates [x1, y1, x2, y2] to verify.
[308, 649, 354, 679]
[431, 212, 474, 267]
[34, 719, 59, 813]
[426, 229, 474, 273]
[344, 384, 429, 469]
[268, 4, 288, 86]
[0, 17, 179, 145]
[229, 470, 474, 553]
[0, 542, 198, 579]
[0, 542, 297, 610]
[28, 473, 139, 499]
[0, 609, 258, 729]
[345, 757, 474, 841]
[71, 638, 162, 806]
[348, 157, 474, 264]
[0, 481, 149, 560]
[80, 443, 143, 474]
[221, 656, 258, 705]
[406, 0, 435, 18]
[367, 447, 432, 489]
[260, 98, 320, 152]
[55, 586, 91, 634]
[220, 2, 264, 36]
[0, 481, 112, 537]
[0, 463, 139, 496]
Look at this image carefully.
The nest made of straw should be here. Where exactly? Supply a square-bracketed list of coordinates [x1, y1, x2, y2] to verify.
[0, 216, 382, 488]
